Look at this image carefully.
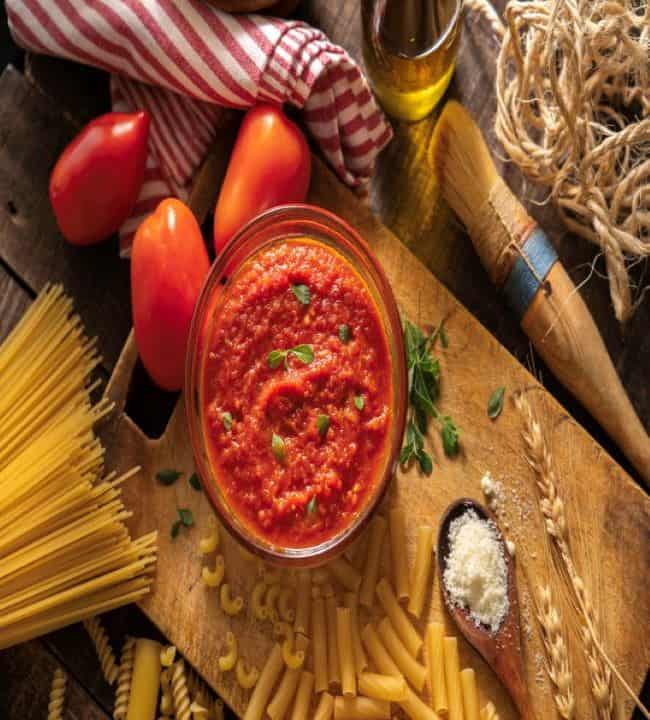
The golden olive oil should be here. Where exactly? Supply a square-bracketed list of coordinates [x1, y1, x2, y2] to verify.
[361, 0, 462, 122]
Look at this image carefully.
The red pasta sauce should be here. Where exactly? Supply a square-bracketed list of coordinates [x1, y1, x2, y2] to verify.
[201, 239, 393, 548]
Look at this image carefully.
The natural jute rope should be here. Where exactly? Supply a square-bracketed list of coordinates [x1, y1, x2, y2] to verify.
[468, 0, 649, 323]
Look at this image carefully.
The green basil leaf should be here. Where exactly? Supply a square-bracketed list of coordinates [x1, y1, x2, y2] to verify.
[354, 395, 365, 411]
[307, 496, 318, 515]
[268, 349, 287, 369]
[417, 450, 433, 475]
[171, 520, 182, 539]
[316, 414, 330, 438]
[338, 324, 351, 343]
[222, 412, 233, 431]
[178, 508, 194, 527]
[289, 344, 314, 365]
[291, 284, 311, 305]
[441, 417, 460, 457]
[157, 469, 181, 486]
[272, 433, 285, 461]
[487, 386, 506, 419]
[188, 473, 202, 491]
[399, 443, 414, 465]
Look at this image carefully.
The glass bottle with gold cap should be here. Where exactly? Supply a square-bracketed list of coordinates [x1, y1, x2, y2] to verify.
[361, 0, 463, 122]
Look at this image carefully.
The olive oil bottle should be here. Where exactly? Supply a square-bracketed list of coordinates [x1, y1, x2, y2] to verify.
[361, 0, 462, 122]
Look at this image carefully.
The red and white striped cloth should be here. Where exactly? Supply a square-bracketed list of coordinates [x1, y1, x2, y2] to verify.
[7, 0, 392, 256]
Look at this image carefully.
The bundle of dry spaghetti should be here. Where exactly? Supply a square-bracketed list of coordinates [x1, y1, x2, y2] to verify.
[0, 284, 157, 649]
[494, 0, 649, 323]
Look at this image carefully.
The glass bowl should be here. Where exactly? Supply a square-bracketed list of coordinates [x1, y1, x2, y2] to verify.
[185, 204, 407, 567]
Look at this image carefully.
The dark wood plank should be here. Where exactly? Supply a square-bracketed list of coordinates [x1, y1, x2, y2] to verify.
[0, 640, 110, 720]
[0, 260, 31, 343]
[0, 65, 131, 373]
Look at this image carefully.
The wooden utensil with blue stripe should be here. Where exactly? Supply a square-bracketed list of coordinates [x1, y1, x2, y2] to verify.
[431, 100, 650, 485]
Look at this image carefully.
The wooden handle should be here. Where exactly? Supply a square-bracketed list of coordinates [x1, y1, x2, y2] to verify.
[522, 263, 650, 484]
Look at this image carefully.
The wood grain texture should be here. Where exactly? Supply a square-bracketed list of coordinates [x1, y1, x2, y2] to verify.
[99, 154, 650, 719]
[0, 66, 131, 372]
[0, 640, 110, 720]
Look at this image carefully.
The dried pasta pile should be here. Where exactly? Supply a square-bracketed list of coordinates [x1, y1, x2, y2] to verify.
[0, 285, 157, 649]
[494, 0, 650, 323]
[196, 511, 503, 720]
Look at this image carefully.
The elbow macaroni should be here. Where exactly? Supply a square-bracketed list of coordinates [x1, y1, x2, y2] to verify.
[202, 555, 225, 588]
[236, 658, 260, 690]
[219, 632, 238, 672]
[220, 583, 244, 616]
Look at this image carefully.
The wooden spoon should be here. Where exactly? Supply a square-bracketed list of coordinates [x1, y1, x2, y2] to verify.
[437, 498, 536, 719]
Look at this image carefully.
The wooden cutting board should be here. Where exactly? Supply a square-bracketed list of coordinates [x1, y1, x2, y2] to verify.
[101, 153, 649, 719]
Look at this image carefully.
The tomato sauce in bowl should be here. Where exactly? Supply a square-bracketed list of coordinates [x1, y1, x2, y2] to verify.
[187, 205, 406, 564]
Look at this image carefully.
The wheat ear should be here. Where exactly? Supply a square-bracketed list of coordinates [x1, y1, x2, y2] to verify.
[535, 585, 575, 719]
[516, 392, 650, 720]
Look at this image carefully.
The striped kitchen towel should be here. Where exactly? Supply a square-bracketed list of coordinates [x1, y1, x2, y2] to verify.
[7, 0, 392, 255]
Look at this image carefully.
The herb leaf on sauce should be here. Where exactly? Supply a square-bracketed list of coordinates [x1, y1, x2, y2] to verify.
[290, 345, 314, 365]
[400, 319, 460, 474]
[157, 468, 181, 486]
[268, 345, 314, 370]
[291, 284, 311, 305]
[316, 414, 330, 438]
[487, 386, 506, 419]
[307, 496, 318, 515]
[338, 324, 351, 343]
[272, 433, 286, 462]
[354, 395, 365, 411]
[222, 412, 233, 431]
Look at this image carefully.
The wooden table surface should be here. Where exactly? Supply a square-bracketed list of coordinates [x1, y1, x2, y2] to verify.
[0, 1, 647, 717]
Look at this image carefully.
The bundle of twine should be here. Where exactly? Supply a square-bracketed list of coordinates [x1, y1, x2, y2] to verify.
[492, 0, 649, 323]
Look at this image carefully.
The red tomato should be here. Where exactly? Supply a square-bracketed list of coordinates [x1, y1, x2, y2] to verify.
[131, 199, 210, 391]
[49, 111, 150, 246]
[213, 104, 311, 255]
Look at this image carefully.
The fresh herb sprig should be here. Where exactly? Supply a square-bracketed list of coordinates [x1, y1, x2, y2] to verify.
[268, 344, 314, 370]
[171, 507, 194, 539]
[400, 320, 459, 474]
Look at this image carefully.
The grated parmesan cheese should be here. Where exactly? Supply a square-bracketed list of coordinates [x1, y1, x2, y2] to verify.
[443, 509, 509, 632]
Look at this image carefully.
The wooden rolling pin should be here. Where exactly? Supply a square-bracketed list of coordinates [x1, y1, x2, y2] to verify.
[431, 101, 650, 485]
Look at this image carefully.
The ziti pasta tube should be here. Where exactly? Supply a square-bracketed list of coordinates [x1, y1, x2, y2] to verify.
[267, 666, 301, 720]
[294, 570, 311, 637]
[333, 696, 390, 720]
[377, 617, 426, 692]
[314, 692, 335, 720]
[426, 622, 448, 714]
[461, 668, 480, 720]
[407, 526, 434, 618]
[126, 639, 162, 720]
[357, 672, 407, 702]
[343, 592, 368, 674]
[312, 594, 329, 692]
[389, 507, 410, 601]
[329, 557, 362, 592]
[326, 594, 341, 688]
[359, 515, 386, 607]
[336, 607, 356, 697]
[243, 644, 284, 720]
[443, 637, 464, 720]
[376, 578, 423, 658]
[290, 670, 314, 720]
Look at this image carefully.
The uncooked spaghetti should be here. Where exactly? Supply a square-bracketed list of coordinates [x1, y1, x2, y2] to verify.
[0, 284, 157, 649]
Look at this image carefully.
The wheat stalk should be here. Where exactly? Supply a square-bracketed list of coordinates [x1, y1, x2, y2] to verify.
[515, 392, 650, 720]
[535, 585, 575, 719]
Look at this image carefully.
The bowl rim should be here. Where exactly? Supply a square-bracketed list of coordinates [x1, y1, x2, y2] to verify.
[185, 203, 408, 566]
